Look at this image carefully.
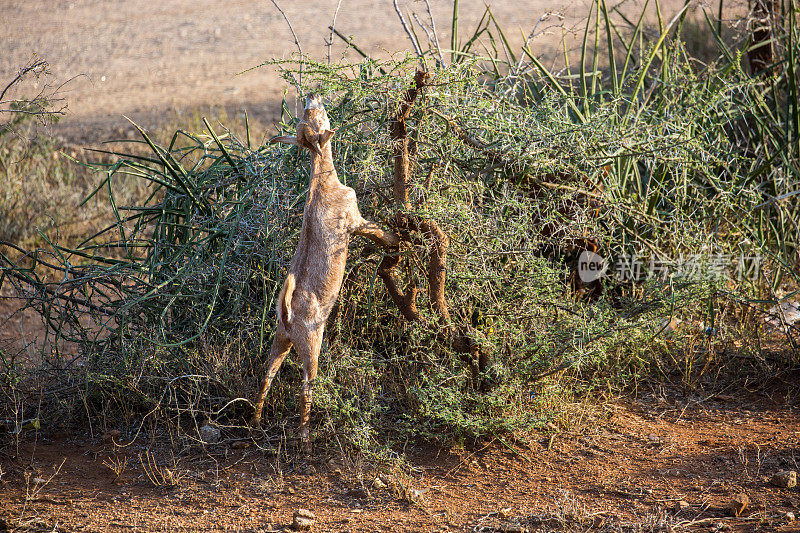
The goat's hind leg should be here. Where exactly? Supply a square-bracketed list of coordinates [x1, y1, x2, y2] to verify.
[295, 329, 322, 453]
[252, 329, 292, 428]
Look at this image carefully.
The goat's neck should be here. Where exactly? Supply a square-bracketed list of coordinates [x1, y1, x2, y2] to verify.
[309, 145, 340, 189]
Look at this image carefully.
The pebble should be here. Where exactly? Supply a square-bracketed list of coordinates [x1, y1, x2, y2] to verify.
[408, 488, 426, 504]
[199, 424, 220, 444]
[292, 508, 316, 530]
[771, 470, 797, 489]
[786, 511, 795, 521]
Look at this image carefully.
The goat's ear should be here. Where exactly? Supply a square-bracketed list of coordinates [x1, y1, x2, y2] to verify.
[318, 128, 336, 146]
[269, 135, 299, 146]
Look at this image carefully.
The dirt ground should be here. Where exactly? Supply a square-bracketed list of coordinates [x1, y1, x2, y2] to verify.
[1, 386, 799, 533]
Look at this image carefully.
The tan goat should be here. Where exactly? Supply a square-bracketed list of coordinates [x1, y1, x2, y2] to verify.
[252, 94, 398, 447]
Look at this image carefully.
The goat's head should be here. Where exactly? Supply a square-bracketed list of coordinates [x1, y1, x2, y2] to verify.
[270, 94, 336, 156]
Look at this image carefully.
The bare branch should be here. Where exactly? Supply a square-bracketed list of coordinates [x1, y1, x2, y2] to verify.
[0, 59, 47, 103]
[269, 0, 304, 89]
[410, 0, 444, 67]
[515, 12, 565, 74]
[0, 58, 70, 139]
[423, 0, 445, 66]
[327, 0, 344, 64]
[392, 0, 423, 58]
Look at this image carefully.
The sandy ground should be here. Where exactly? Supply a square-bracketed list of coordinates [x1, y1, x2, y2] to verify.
[0, 0, 693, 145]
[1, 390, 799, 532]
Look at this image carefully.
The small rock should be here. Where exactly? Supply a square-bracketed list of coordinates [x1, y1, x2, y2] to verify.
[502, 523, 527, 533]
[407, 488, 426, 504]
[771, 470, 797, 489]
[292, 508, 316, 530]
[786, 511, 796, 522]
[199, 424, 220, 444]
[674, 500, 690, 512]
[372, 476, 387, 490]
[729, 493, 749, 517]
[647, 434, 661, 444]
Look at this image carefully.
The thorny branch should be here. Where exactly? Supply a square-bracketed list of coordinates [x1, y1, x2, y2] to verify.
[0, 59, 68, 136]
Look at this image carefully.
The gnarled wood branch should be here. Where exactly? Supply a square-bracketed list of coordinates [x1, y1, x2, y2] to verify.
[372, 69, 490, 388]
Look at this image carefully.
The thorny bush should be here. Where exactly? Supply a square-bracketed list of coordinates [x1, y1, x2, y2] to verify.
[1, 8, 799, 453]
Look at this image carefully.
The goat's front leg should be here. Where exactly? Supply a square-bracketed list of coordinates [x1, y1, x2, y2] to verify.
[295, 329, 322, 454]
[352, 217, 400, 248]
[252, 329, 292, 428]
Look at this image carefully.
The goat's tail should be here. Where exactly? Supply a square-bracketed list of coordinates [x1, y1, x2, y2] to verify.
[277, 273, 296, 332]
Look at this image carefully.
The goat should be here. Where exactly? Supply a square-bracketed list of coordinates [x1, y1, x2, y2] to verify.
[251, 94, 398, 448]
